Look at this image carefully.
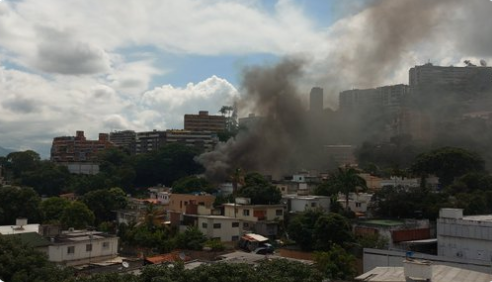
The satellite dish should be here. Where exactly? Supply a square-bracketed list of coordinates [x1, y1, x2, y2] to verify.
[179, 252, 186, 260]
[122, 261, 130, 268]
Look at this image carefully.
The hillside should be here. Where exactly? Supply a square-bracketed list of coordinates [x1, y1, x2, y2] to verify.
[0, 146, 12, 157]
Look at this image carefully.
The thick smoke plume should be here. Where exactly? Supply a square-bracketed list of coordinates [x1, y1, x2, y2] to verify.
[197, 58, 317, 181]
[198, 0, 492, 180]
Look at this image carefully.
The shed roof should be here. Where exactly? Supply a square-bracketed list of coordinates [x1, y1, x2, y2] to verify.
[356, 265, 492, 282]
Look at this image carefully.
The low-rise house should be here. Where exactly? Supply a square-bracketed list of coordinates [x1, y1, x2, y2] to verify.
[223, 202, 285, 238]
[380, 176, 439, 190]
[1, 220, 119, 266]
[148, 187, 171, 205]
[181, 214, 242, 243]
[339, 192, 373, 217]
[168, 193, 216, 228]
[47, 229, 119, 266]
[282, 194, 330, 213]
[168, 193, 215, 215]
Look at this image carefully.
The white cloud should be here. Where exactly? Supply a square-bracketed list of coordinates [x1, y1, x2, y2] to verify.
[1, 0, 491, 157]
[140, 75, 239, 129]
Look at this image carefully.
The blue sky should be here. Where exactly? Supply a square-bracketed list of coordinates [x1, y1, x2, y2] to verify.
[0, 0, 490, 157]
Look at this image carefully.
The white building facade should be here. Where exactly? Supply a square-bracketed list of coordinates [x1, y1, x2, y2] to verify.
[48, 230, 119, 266]
[438, 208, 492, 261]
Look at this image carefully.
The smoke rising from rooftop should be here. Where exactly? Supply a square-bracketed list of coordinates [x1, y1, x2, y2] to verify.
[197, 0, 492, 180]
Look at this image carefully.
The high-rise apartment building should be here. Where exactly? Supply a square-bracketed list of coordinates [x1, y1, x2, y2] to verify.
[135, 130, 167, 154]
[409, 63, 492, 96]
[309, 87, 324, 112]
[51, 131, 114, 163]
[184, 111, 226, 132]
[109, 130, 136, 152]
[166, 130, 218, 152]
[339, 84, 409, 111]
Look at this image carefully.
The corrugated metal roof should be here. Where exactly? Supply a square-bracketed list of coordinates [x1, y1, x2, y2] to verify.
[356, 265, 492, 282]
[145, 252, 191, 264]
[243, 233, 269, 242]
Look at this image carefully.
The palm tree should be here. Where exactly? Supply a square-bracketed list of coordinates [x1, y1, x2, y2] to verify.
[230, 168, 245, 218]
[331, 166, 367, 210]
[143, 203, 166, 230]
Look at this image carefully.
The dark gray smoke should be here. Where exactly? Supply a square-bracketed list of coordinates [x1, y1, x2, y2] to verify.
[197, 58, 317, 181]
[197, 0, 492, 180]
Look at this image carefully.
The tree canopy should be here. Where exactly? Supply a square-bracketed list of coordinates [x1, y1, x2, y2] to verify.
[288, 209, 353, 251]
[60, 201, 95, 229]
[411, 147, 485, 187]
[81, 187, 128, 224]
[237, 172, 281, 205]
[0, 186, 41, 225]
[172, 175, 216, 194]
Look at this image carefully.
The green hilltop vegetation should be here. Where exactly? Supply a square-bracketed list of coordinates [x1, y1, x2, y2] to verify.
[0, 146, 12, 157]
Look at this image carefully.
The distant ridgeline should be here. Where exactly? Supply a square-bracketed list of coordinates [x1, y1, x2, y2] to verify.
[0, 146, 13, 157]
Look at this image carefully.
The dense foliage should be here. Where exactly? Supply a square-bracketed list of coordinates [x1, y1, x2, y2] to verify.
[287, 209, 353, 251]
[237, 172, 281, 204]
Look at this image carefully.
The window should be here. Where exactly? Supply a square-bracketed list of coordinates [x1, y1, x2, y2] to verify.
[202, 222, 208, 228]
[275, 209, 283, 216]
[213, 223, 221, 229]
[232, 222, 239, 228]
[355, 202, 362, 208]
[86, 244, 92, 252]
[232, 236, 239, 241]
[102, 242, 110, 249]
[243, 209, 250, 216]
[311, 202, 317, 207]
[243, 222, 249, 228]
[67, 246, 75, 254]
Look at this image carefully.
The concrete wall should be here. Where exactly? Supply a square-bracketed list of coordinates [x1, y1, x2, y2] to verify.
[363, 248, 492, 274]
[223, 205, 285, 222]
[198, 216, 241, 242]
[48, 237, 118, 264]
[438, 214, 492, 261]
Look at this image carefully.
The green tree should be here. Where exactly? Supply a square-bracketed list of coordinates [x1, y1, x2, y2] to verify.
[0, 186, 41, 225]
[287, 209, 324, 251]
[60, 201, 95, 229]
[238, 172, 281, 205]
[411, 147, 485, 188]
[329, 167, 367, 209]
[21, 161, 71, 196]
[81, 187, 128, 223]
[40, 197, 71, 223]
[140, 263, 188, 282]
[133, 143, 204, 187]
[447, 172, 492, 194]
[6, 150, 41, 178]
[0, 235, 72, 282]
[172, 175, 216, 194]
[143, 203, 166, 229]
[313, 213, 353, 251]
[314, 245, 357, 281]
[97, 148, 136, 193]
[175, 226, 207, 250]
[356, 233, 389, 249]
[63, 273, 139, 282]
[255, 259, 324, 282]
